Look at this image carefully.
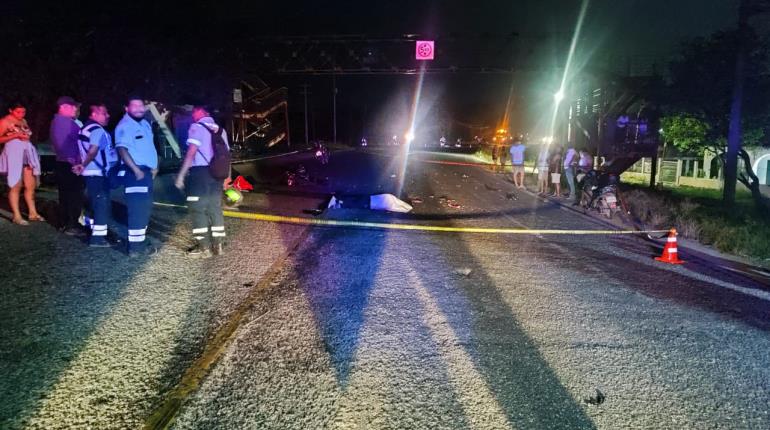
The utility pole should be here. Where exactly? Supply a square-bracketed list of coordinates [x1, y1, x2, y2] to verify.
[332, 71, 337, 145]
[724, 0, 750, 206]
[301, 83, 310, 146]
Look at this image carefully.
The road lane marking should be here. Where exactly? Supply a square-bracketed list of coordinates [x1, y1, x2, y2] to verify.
[142, 228, 312, 430]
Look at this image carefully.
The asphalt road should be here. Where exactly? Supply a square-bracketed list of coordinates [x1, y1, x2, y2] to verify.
[1, 148, 769, 429]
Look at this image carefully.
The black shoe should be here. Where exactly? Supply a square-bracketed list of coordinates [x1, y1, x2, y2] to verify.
[128, 245, 158, 258]
[186, 243, 213, 258]
[88, 240, 112, 248]
[106, 232, 123, 245]
[63, 227, 87, 237]
[213, 243, 224, 256]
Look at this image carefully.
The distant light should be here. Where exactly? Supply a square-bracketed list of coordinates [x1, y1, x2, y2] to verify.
[405, 132, 415, 142]
[554, 90, 565, 103]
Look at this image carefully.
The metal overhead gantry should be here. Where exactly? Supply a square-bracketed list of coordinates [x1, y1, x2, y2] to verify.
[246, 33, 536, 76]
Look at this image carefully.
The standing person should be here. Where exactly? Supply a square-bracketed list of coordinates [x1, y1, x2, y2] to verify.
[563, 143, 578, 200]
[50, 96, 85, 235]
[72, 104, 117, 247]
[497, 140, 507, 173]
[536, 144, 550, 195]
[115, 96, 158, 256]
[577, 148, 594, 183]
[490, 141, 499, 172]
[174, 105, 230, 258]
[549, 146, 563, 197]
[509, 138, 526, 189]
[0, 102, 44, 225]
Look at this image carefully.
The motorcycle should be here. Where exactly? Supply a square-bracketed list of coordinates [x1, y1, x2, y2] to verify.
[578, 171, 626, 219]
[314, 142, 330, 165]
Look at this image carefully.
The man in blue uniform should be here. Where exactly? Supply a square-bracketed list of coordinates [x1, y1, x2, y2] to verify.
[115, 96, 158, 256]
[72, 104, 117, 247]
[174, 105, 229, 258]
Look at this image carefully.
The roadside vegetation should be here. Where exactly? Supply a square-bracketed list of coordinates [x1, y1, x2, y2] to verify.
[623, 184, 770, 261]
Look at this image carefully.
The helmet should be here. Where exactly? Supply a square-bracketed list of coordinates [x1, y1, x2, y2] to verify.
[224, 188, 243, 204]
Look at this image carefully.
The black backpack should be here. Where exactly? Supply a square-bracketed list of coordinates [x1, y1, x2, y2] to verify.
[197, 123, 231, 180]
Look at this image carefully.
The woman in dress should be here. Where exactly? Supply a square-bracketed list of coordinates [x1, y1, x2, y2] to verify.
[0, 102, 43, 225]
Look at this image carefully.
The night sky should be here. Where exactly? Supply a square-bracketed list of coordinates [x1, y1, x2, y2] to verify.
[1, 0, 742, 142]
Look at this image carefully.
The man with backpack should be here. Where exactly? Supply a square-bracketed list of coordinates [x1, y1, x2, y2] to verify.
[72, 104, 118, 247]
[174, 105, 231, 258]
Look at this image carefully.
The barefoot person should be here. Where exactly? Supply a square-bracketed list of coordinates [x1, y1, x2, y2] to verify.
[0, 102, 44, 225]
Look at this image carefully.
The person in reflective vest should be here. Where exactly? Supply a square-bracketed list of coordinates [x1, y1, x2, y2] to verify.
[115, 96, 158, 257]
[174, 105, 230, 258]
[72, 104, 118, 247]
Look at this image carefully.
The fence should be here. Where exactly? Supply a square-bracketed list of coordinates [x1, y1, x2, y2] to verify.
[622, 157, 722, 189]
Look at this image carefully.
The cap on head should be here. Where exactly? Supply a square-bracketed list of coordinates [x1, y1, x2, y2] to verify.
[56, 96, 79, 107]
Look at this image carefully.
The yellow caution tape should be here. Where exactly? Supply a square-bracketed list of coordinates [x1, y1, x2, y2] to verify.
[154, 201, 667, 235]
[222, 209, 667, 236]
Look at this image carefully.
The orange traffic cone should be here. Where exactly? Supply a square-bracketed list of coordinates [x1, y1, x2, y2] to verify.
[655, 228, 685, 264]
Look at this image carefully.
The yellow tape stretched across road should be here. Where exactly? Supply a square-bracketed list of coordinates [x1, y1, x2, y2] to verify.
[155, 201, 667, 235]
[222, 209, 668, 236]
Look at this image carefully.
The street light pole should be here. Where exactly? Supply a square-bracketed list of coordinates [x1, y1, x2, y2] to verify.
[724, 0, 750, 206]
[332, 71, 337, 145]
[302, 83, 309, 146]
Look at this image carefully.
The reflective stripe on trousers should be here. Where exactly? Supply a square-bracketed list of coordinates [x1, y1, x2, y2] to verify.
[124, 167, 153, 250]
[186, 167, 225, 246]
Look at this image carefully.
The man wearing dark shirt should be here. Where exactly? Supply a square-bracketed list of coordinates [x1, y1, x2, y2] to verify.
[49, 96, 85, 235]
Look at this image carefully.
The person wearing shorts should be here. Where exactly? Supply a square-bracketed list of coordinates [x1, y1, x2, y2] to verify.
[509, 139, 526, 188]
[536, 145, 550, 195]
[549, 146, 563, 197]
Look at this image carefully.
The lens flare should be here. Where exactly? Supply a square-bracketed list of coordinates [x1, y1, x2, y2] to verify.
[549, 0, 590, 142]
[397, 62, 428, 196]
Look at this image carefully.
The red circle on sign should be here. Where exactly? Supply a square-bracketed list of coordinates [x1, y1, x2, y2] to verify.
[417, 43, 433, 58]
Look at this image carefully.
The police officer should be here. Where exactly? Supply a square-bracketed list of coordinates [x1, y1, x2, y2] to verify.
[115, 96, 158, 256]
[72, 104, 117, 247]
[174, 105, 229, 258]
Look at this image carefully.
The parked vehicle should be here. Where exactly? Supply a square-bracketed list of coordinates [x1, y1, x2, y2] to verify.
[579, 170, 627, 219]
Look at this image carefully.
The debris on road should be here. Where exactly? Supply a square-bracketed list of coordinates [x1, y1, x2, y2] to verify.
[506, 192, 518, 200]
[410, 197, 424, 204]
[584, 388, 606, 405]
[455, 267, 472, 276]
[485, 184, 500, 191]
[327, 196, 343, 209]
[369, 194, 413, 213]
[232, 176, 253, 192]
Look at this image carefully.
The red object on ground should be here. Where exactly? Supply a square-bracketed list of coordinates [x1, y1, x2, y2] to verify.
[232, 175, 253, 191]
[655, 229, 685, 264]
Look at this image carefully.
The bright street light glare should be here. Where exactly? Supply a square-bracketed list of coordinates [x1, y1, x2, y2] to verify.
[554, 90, 565, 103]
